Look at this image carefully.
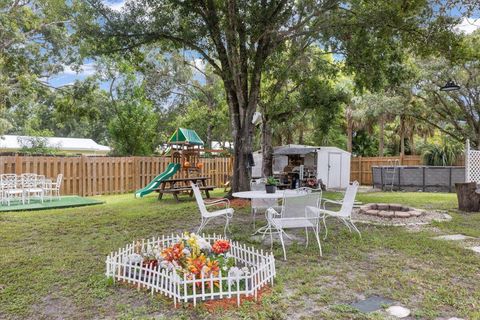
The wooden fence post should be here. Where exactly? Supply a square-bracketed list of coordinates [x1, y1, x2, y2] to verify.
[15, 154, 21, 175]
[133, 157, 139, 191]
[358, 156, 362, 185]
[80, 155, 86, 197]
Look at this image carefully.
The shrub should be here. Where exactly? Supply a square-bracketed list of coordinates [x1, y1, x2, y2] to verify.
[421, 141, 462, 166]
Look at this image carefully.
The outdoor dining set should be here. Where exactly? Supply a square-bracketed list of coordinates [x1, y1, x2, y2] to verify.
[0, 173, 63, 206]
[191, 178, 360, 260]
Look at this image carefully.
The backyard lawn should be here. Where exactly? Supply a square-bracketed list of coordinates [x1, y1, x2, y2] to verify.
[1, 190, 480, 319]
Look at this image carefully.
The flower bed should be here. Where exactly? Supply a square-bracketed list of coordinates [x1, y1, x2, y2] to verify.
[105, 233, 276, 307]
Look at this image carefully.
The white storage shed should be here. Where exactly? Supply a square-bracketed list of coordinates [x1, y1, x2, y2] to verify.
[252, 144, 351, 189]
[315, 146, 351, 189]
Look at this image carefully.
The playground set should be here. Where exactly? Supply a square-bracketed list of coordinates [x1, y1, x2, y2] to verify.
[135, 128, 216, 201]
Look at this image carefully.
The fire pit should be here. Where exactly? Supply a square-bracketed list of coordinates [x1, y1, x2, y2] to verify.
[358, 203, 425, 218]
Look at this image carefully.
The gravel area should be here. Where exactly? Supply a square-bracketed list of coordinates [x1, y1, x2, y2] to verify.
[352, 208, 452, 226]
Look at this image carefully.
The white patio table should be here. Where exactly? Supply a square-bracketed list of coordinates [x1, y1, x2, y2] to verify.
[232, 189, 300, 200]
[232, 189, 301, 236]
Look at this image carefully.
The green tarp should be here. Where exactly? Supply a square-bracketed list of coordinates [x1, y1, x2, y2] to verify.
[168, 128, 204, 146]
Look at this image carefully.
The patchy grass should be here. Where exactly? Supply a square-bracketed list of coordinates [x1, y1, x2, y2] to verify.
[1, 190, 480, 319]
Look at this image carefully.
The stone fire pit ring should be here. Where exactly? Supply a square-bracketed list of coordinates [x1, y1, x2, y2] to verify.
[359, 203, 425, 218]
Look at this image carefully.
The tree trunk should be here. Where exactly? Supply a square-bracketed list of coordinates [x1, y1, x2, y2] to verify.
[286, 129, 293, 144]
[410, 131, 415, 155]
[456, 182, 480, 212]
[346, 105, 353, 153]
[400, 115, 405, 157]
[261, 117, 273, 177]
[379, 115, 385, 157]
[298, 126, 304, 145]
[231, 124, 253, 192]
[206, 124, 213, 149]
[347, 123, 353, 153]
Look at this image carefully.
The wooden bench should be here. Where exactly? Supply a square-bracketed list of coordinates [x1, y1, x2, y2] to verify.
[156, 185, 215, 202]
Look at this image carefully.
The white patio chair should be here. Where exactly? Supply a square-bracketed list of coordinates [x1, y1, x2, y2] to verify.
[44, 174, 63, 201]
[266, 190, 322, 260]
[191, 183, 234, 236]
[1, 174, 24, 206]
[22, 173, 44, 204]
[311, 181, 360, 239]
[250, 178, 279, 229]
[321, 187, 362, 208]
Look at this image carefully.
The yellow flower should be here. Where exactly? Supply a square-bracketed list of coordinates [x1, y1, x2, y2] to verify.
[187, 235, 201, 257]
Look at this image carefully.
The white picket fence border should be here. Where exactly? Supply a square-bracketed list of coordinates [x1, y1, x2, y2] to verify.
[105, 233, 276, 307]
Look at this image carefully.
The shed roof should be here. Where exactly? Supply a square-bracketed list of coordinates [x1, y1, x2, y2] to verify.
[0, 135, 111, 152]
[271, 144, 350, 156]
[168, 128, 204, 146]
[273, 144, 319, 155]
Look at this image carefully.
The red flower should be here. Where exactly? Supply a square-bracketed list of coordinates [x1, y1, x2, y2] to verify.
[212, 240, 231, 254]
[161, 242, 185, 262]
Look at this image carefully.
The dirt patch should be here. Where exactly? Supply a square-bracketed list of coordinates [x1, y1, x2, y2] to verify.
[31, 293, 79, 320]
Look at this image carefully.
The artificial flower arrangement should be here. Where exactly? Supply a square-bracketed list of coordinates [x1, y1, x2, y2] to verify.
[126, 233, 249, 290]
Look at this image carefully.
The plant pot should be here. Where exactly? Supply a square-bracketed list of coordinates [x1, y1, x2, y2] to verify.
[265, 185, 277, 194]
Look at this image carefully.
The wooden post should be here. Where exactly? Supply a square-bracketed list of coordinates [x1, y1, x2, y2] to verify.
[80, 155, 86, 197]
[15, 154, 22, 175]
[449, 167, 453, 193]
[358, 156, 362, 185]
[133, 157, 139, 191]
[422, 167, 426, 192]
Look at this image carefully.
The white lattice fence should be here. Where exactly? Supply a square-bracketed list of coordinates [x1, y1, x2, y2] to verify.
[465, 140, 480, 183]
[105, 234, 276, 307]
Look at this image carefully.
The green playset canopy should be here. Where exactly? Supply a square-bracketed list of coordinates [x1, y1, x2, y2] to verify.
[168, 128, 204, 146]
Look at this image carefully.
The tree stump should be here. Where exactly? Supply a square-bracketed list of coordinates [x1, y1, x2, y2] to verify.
[455, 182, 480, 212]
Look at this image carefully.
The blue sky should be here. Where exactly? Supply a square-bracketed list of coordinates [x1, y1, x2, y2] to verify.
[47, 0, 480, 89]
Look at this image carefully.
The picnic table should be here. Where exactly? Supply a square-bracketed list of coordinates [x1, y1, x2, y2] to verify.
[156, 176, 215, 202]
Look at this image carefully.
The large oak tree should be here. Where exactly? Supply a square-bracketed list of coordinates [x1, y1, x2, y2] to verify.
[78, 0, 469, 190]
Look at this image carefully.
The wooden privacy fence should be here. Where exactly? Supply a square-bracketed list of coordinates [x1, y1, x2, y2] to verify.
[0, 155, 233, 196]
[0, 154, 466, 196]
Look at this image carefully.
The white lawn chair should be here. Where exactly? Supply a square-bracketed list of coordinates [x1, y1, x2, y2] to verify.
[321, 190, 362, 208]
[250, 178, 279, 229]
[1, 174, 24, 206]
[266, 190, 322, 260]
[44, 174, 63, 201]
[191, 183, 234, 236]
[311, 181, 360, 239]
[22, 173, 44, 204]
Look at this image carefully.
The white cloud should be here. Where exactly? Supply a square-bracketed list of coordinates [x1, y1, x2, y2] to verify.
[192, 58, 206, 72]
[455, 17, 480, 35]
[61, 62, 97, 77]
[103, 0, 125, 12]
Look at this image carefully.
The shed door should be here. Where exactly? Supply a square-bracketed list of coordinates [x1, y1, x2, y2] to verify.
[328, 152, 342, 189]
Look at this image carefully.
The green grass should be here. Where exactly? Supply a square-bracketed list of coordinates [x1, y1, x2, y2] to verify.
[1, 190, 480, 319]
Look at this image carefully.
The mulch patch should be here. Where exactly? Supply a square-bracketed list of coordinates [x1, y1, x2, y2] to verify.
[201, 286, 272, 312]
[206, 198, 250, 210]
[118, 280, 272, 312]
[229, 198, 251, 210]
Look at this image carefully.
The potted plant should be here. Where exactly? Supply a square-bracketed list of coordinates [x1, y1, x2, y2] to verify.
[265, 176, 278, 194]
